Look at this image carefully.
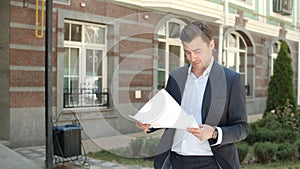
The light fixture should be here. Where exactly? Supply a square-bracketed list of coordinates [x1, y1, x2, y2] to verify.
[80, 2, 86, 7]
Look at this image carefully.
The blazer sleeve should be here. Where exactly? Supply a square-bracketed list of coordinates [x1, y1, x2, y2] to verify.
[219, 73, 248, 145]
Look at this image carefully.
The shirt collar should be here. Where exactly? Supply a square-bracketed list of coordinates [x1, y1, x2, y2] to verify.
[188, 57, 214, 77]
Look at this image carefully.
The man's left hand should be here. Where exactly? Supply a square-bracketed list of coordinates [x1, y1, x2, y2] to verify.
[187, 124, 214, 141]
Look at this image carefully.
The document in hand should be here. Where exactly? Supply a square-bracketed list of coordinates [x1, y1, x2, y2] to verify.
[129, 89, 198, 129]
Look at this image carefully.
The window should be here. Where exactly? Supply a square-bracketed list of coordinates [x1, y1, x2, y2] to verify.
[273, 0, 293, 15]
[223, 32, 248, 94]
[63, 20, 108, 108]
[270, 41, 281, 76]
[157, 20, 186, 89]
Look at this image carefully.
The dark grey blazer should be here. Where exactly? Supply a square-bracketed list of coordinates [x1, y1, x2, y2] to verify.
[154, 61, 248, 169]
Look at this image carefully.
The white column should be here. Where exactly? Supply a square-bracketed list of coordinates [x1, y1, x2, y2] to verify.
[224, 0, 229, 26]
[218, 25, 224, 64]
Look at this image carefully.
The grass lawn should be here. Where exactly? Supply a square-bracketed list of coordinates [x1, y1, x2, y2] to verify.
[87, 150, 154, 167]
[88, 150, 300, 169]
[241, 162, 300, 169]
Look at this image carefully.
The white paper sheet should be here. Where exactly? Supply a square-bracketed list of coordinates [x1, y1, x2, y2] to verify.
[129, 89, 198, 129]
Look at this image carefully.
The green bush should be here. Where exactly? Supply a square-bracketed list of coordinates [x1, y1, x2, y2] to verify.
[258, 113, 281, 130]
[265, 41, 297, 114]
[245, 114, 298, 145]
[244, 125, 256, 145]
[276, 142, 296, 161]
[236, 141, 249, 163]
[254, 142, 277, 164]
[295, 139, 300, 160]
[276, 129, 297, 144]
[255, 128, 277, 143]
[245, 114, 281, 145]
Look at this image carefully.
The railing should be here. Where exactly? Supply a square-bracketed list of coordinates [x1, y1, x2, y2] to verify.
[63, 88, 109, 108]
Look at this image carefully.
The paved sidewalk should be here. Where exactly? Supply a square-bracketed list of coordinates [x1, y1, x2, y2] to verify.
[0, 143, 41, 169]
[0, 132, 157, 169]
[13, 145, 153, 169]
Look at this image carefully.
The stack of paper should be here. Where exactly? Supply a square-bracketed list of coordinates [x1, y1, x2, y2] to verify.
[130, 89, 198, 129]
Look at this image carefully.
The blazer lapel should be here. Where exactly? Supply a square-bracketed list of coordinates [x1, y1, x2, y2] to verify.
[170, 65, 189, 102]
[203, 61, 227, 126]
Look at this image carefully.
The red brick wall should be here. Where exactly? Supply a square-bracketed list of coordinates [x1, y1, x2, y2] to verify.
[10, 0, 160, 108]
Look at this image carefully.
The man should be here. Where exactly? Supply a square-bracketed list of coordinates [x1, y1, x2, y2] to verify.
[137, 20, 248, 169]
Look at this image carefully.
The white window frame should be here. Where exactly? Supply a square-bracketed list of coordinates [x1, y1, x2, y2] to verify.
[64, 20, 107, 108]
[157, 19, 186, 88]
[223, 32, 248, 85]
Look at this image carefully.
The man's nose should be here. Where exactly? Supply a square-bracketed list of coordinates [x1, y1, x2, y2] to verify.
[190, 52, 198, 61]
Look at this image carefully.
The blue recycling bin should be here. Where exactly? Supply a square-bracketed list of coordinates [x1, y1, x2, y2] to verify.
[53, 124, 82, 158]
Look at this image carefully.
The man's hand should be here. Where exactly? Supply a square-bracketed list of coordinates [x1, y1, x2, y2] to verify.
[187, 124, 214, 141]
[136, 121, 151, 132]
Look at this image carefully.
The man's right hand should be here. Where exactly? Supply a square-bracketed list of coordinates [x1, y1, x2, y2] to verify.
[136, 121, 151, 132]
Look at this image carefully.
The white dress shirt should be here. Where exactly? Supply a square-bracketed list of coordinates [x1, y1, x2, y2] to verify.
[171, 58, 222, 156]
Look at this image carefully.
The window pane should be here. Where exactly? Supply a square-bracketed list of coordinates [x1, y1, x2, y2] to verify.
[64, 48, 69, 75]
[71, 24, 82, 42]
[158, 42, 166, 89]
[158, 42, 166, 69]
[63, 77, 79, 107]
[84, 49, 103, 104]
[229, 34, 236, 47]
[85, 26, 94, 43]
[64, 23, 70, 41]
[169, 45, 180, 72]
[85, 26, 105, 44]
[240, 37, 246, 50]
[239, 52, 246, 73]
[168, 22, 180, 38]
[63, 48, 79, 97]
[95, 27, 105, 44]
[86, 49, 103, 76]
[70, 78, 79, 91]
[86, 49, 94, 76]
[158, 70, 165, 89]
[63, 77, 69, 91]
[158, 24, 166, 39]
[227, 52, 236, 71]
[63, 48, 79, 107]
[70, 48, 79, 76]
[95, 50, 103, 77]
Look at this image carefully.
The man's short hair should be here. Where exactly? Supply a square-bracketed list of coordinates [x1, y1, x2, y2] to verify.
[180, 20, 213, 45]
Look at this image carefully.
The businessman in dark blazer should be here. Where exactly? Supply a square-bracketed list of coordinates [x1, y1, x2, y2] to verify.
[137, 20, 248, 169]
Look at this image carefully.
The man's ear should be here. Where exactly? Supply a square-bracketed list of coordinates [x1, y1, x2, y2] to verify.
[210, 39, 215, 49]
